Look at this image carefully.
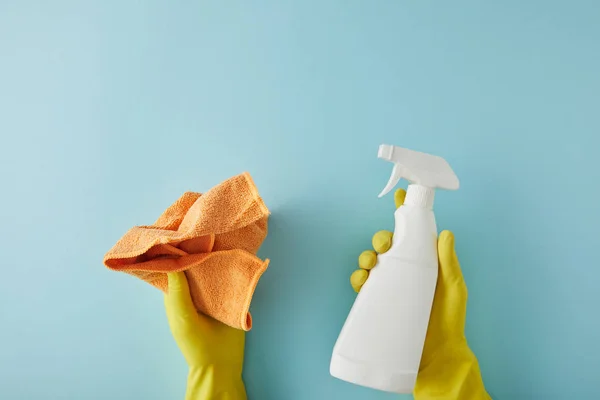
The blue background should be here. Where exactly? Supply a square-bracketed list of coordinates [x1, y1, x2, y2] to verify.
[1, 1, 599, 399]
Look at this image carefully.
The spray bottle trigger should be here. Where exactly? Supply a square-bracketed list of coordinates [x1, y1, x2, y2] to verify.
[378, 163, 402, 198]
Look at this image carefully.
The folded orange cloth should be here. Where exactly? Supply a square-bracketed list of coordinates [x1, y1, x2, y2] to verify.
[103, 172, 270, 330]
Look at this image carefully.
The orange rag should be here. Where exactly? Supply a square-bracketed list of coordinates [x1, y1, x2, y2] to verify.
[103, 172, 270, 331]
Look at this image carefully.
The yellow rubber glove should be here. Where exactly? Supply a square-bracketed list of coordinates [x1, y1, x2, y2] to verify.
[351, 189, 491, 400]
[165, 271, 247, 400]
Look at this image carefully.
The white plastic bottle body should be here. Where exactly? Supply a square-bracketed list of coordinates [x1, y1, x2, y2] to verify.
[330, 203, 438, 393]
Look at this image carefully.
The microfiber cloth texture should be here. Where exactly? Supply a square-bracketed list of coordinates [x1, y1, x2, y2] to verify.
[103, 172, 270, 330]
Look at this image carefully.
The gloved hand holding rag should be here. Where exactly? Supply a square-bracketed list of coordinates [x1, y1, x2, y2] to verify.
[104, 172, 270, 399]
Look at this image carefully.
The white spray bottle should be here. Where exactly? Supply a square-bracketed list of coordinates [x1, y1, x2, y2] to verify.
[330, 144, 459, 393]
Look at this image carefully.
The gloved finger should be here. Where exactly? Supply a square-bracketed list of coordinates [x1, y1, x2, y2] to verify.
[394, 188, 406, 209]
[164, 271, 200, 331]
[350, 269, 369, 292]
[437, 230, 468, 327]
[372, 230, 393, 254]
[358, 250, 377, 270]
[350, 250, 376, 292]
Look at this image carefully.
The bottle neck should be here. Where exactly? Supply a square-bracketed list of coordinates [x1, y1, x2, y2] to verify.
[404, 184, 435, 209]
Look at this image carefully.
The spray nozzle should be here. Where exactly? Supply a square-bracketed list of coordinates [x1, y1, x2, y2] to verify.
[378, 144, 459, 198]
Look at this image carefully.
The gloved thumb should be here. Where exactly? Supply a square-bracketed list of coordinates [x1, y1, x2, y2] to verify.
[437, 230, 468, 331]
[437, 231, 464, 286]
[164, 271, 200, 333]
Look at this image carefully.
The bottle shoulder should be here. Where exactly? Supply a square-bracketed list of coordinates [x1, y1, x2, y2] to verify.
[385, 206, 438, 264]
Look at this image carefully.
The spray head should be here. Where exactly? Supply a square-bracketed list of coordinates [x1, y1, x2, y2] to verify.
[378, 144, 459, 198]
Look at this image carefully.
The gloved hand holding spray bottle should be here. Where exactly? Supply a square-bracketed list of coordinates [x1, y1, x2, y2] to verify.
[331, 145, 490, 399]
